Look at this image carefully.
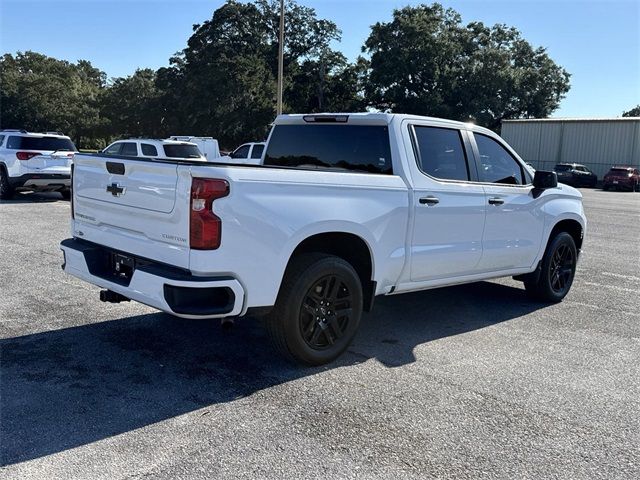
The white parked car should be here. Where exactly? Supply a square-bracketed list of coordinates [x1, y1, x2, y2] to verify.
[0, 129, 76, 200]
[102, 139, 205, 161]
[168, 136, 221, 161]
[228, 142, 265, 164]
[61, 113, 586, 365]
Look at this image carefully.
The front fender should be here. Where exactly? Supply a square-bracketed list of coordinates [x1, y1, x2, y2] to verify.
[534, 186, 587, 264]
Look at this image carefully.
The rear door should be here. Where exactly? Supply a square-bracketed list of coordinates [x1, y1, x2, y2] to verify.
[471, 132, 545, 271]
[405, 123, 486, 281]
[73, 154, 192, 268]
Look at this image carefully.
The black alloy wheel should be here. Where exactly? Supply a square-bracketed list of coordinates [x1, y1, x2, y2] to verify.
[524, 232, 577, 302]
[266, 253, 363, 365]
[548, 243, 575, 296]
[300, 274, 353, 350]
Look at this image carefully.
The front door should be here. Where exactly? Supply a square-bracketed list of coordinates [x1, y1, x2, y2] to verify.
[471, 132, 545, 271]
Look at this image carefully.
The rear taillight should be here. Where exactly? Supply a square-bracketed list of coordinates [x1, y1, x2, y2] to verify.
[16, 151, 40, 161]
[190, 178, 229, 250]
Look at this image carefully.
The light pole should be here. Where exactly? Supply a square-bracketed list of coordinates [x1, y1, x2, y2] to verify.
[276, 0, 284, 116]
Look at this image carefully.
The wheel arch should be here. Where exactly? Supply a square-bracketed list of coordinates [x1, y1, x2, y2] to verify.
[548, 218, 584, 253]
[283, 231, 376, 312]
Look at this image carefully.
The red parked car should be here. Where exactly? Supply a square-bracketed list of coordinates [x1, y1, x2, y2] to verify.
[603, 166, 640, 192]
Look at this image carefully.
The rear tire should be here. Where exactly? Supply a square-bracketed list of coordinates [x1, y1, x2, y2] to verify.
[266, 253, 363, 366]
[60, 189, 71, 200]
[524, 232, 577, 302]
[0, 168, 15, 200]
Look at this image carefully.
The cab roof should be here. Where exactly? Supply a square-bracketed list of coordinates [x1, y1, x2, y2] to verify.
[275, 112, 494, 135]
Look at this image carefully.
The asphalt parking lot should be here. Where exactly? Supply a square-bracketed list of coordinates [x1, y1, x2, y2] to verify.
[1, 188, 639, 479]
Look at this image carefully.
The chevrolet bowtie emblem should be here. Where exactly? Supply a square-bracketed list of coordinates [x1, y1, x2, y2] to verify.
[106, 183, 125, 197]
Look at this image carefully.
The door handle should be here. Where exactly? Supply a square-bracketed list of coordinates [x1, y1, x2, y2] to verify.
[419, 196, 439, 206]
[488, 197, 504, 206]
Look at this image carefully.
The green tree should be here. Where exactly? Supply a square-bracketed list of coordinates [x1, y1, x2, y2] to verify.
[0, 51, 107, 148]
[170, 0, 354, 147]
[286, 52, 366, 113]
[622, 105, 640, 117]
[101, 68, 165, 139]
[362, 3, 571, 130]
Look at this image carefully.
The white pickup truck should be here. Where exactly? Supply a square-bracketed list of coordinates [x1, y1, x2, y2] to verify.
[61, 113, 586, 365]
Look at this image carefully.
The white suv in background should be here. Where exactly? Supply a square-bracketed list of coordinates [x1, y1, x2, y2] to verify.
[102, 139, 206, 161]
[228, 142, 265, 164]
[0, 129, 76, 200]
[167, 136, 221, 161]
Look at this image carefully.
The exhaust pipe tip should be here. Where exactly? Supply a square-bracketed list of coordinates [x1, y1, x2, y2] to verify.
[99, 290, 130, 303]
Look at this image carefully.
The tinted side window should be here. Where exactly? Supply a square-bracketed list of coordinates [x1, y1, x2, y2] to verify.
[120, 142, 138, 156]
[141, 143, 158, 156]
[0, 135, 5, 146]
[412, 126, 469, 181]
[264, 124, 392, 174]
[250, 144, 264, 159]
[104, 143, 123, 155]
[231, 145, 250, 159]
[474, 133, 525, 185]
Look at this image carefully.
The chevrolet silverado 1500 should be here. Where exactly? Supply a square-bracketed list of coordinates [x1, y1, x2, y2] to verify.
[60, 113, 586, 365]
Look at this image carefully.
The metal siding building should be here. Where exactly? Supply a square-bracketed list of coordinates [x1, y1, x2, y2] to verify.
[501, 118, 640, 179]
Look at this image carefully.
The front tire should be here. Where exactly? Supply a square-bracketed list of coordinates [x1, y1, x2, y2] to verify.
[266, 253, 363, 366]
[525, 232, 577, 302]
[60, 188, 71, 200]
[0, 168, 15, 200]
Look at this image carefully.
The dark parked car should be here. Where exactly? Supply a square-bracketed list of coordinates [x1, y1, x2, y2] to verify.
[603, 166, 640, 191]
[554, 163, 598, 188]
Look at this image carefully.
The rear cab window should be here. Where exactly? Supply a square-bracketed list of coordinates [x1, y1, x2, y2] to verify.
[264, 124, 392, 174]
[6, 136, 77, 152]
[163, 144, 202, 159]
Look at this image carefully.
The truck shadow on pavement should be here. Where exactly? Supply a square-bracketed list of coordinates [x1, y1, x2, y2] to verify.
[1, 281, 546, 466]
[0, 192, 66, 204]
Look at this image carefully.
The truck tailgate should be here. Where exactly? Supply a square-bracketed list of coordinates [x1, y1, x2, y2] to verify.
[72, 154, 191, 268]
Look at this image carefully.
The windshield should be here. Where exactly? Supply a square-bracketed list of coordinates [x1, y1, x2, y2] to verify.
[6, 136, 77, 151]
[609, 168, 631, 174]
[554, 165, 573, 172]
[162, 144, 202, 159]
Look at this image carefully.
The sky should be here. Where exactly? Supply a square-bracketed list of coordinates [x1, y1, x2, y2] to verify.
[1, 0, 639, 118]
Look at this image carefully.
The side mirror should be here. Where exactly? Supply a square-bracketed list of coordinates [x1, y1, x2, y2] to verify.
[533, 170, 558, 189]
[532, 170, 558, 197]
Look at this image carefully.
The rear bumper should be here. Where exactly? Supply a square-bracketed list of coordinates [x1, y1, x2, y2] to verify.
[10, 173, 70, 190]
[603, 179, 635, 188]
[60, 238, 245, 319]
